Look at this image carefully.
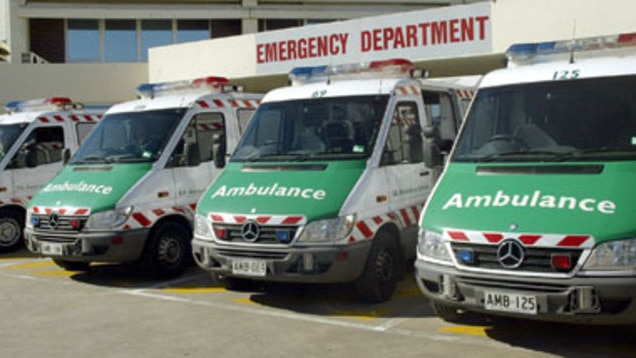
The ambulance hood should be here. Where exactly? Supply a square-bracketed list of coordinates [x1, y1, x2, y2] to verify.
[198, 161, 366, 219]
[30, 163, 152, 213]
[423, 162, 636, 244]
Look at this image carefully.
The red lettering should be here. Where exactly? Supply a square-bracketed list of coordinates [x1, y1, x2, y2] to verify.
[383, 27, 394, 50]
[256, 44, 264, 63]
[265, 42, 277, 62]
[317, 36, 328, 57]
[298, 38, 307, 58]
[393, 27, 405, 48]
[476, 16, 489, 40]
[279, 41, 287, 61]
[339, 33, 348, 54]
[308, 37, 316, 57]
[449, 19, 460, 43]
[431, 21, 447, 44]
[418, 23, 430, 46]
[361, 30, 371, 52]
[461, 18, 474, 41]
[372, 28, 382, 50]
[406, 25, 417, 47]
[287, 39, 297, 60]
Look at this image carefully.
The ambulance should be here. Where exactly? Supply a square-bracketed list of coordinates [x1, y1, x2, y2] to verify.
[416, 32, 636, 324]
[0, 97, 103, 253]
[24, 77, 262, 278]
[192, 59, 474, 302]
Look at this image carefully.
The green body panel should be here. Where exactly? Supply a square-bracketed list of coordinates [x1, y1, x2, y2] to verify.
[423, 162, 636, 243]
[197, 161, 366, 219]
[30, 163, 152, 212]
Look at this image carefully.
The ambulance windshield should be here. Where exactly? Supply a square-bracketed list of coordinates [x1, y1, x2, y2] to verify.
[453, 75, 636, 162]
[232, 95, 388, 162]
[71, 108, 184, 164]
[0, 123, 26, 160]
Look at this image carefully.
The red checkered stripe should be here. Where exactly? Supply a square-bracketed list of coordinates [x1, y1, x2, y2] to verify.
[444, 229, 594, 248]
[455, 89, 475, 99]
[196, 122, 223, 131]
[208, 213, 307, 226]
[348, 205, 422, 243]
[31, 205, 91, 216]
[395, 85, 420, 95]
[0, 196, 30, 207]
[195, 99, 260, 109]
[38, 114, 103, 123]
[123, 203, 197, 230]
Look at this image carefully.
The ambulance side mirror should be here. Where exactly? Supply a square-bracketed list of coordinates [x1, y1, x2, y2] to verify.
[423, 125, 443, 168]
[212, 133, 226, 169]
[186, 143, 201, 167]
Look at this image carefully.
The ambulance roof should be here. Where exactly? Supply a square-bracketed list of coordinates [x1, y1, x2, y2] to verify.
[0, 97, 103, 125]
[106, 76, 262, 114]
[480, 32, 636, 88]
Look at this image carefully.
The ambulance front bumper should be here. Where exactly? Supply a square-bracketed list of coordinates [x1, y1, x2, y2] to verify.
[24, 228, 149, 263]
[415, 258, 636, 325]
[192, 238, 372, 283]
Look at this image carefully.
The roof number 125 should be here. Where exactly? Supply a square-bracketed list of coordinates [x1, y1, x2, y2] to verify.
[553, 69, 580, 80]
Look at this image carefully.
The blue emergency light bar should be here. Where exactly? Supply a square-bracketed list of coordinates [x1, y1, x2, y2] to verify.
[288, 58, 416, 85]
[506, 32, 636, 66]
[136, 76, 231, 98]
[4, 97, 73, 113]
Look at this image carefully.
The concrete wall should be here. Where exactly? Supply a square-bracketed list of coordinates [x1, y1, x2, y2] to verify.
[0, 63, 148, 106]
[491, 0, 636, 51]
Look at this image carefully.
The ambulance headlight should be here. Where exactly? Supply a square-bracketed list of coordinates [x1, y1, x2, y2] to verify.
[85, 206, 133, 230]
[418, 230, 452, 262]
[194, 213, 213, 239]
[297, 215, 355, 243]
[582, 238, 636, 271]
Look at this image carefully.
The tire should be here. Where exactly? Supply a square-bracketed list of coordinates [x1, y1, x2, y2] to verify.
[355, 232, 401, 303]
[140, 222, 192, 279]
[0, 211, 25, 253]
[52, 259, 90, 272]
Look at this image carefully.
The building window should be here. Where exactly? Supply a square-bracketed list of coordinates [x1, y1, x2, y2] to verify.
[67, 19, 100, 62]
[177, 20, 211, 43]
[105, 20, 137, 62]
[141, 20, 173, 62]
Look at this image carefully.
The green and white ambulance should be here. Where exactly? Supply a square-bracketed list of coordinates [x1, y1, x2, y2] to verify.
[192, 59, 474, 302]
[0, 97, 103, 252]
[24, 77, 262, 278]
[416, 32, 636, 324]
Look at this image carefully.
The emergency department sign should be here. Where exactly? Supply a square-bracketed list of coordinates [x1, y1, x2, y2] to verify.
[254, 2, 492, 74]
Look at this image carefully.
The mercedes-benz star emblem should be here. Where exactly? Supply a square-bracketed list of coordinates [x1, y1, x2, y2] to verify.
[49, 213, 59, 230]
[241, 220, 260, 242]
[496, 240, 525, 268]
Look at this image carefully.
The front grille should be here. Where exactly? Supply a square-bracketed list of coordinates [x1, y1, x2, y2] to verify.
[216, 248, 288, 260]
[452, 242, 583, 274]
[213, 223, 299, 244]
[33, 214, 88, 233]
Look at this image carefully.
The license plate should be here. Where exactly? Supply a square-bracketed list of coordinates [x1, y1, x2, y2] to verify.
[41, 242, 64, 256]
[231, 259, 267, 277]
[484, 290, 538, 315]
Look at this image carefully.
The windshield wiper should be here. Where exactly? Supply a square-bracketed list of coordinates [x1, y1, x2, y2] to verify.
[475, 150, 563, 163]
[551, 147, 636, 162]
[73, 156, 113, 164]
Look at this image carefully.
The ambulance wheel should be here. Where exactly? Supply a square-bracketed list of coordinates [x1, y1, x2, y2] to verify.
[355, 232, 400, 303]
[0, 210, 25, 253]
[52, 259, 90, 272]
[141, 221, 192, 279]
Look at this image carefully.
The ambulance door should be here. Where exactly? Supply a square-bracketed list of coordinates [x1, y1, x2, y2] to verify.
[379, 101, 431, 256]
[169, 112, 226, 207]
[9, 124, 66, 199]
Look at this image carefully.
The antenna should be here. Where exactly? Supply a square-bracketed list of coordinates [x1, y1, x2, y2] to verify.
[569, 19, 577, 64]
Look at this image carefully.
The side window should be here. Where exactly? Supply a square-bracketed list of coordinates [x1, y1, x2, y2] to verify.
[169, 112, 225, 167]
[237, 108, 256, 135]
[9, 126, 65, 168]
[422, 91, 457, 145]
[381, 102, 423, 166]
[76, 122, 98, 144]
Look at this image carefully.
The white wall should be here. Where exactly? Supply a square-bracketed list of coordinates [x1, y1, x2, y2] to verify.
[491, 0, 636, 51]
[0, 0, 7, 43]
[0, 63, 148, 106]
